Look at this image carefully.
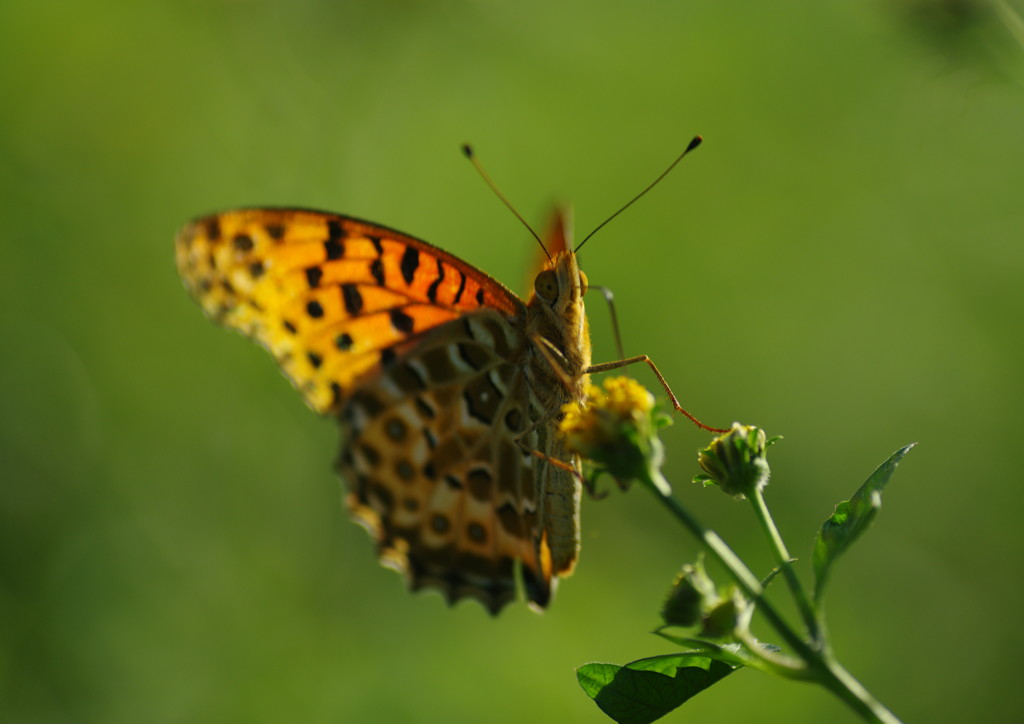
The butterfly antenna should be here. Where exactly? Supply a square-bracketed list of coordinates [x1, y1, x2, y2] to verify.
[462, 144, 550, 260]
[575, 135, 703, 253]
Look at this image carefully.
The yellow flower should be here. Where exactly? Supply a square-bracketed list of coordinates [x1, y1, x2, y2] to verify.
[560, 377, 654, 456]
[559, 376, 667, 493]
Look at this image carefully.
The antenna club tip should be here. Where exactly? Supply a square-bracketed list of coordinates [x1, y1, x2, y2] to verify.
[687, 135, 703, 152]
[461, 143, 474, 159]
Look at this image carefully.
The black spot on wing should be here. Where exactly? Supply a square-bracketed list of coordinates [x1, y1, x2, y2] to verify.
[431, 513, 450, 533]
[467, 522, 487, 544]
[395, 459, 415, 481]
[426, 259, 444, 303]
[414, 396, 435, 419]
[341, 284, 363, 315]
[504, 408, 523, 433]
[401, 246, 420, 285]
[351, 391, 385, 419]
[324, 238, 344, 260]
[327, 219, 346, 244]
[335, 332, 354, 351]
[458, 342, 491, 371]
[463, 373, 502, 425]
[370, 258, 385, 286]
[443, 475, 463, 491]
[390, 308, 414, 334]
[369, 483, 394, 513]
[453, 271, 467, 304]
[203, 218, 221, 241]
[389, 363, 427, 394]
[467, 468, 493, 502]
[358, 442, 381, 467]
[497, 502, 521, 535]
[385, 417, 407, 441]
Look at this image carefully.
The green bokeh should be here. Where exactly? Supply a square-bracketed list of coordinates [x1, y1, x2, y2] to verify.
[2, 2, 1023, 722]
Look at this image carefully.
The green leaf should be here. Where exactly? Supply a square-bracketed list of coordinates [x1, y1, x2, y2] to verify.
[812, 443, 916, 604]
[577, 653, 739, 724]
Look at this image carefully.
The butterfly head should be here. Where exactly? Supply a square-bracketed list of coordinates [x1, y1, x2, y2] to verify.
[532, 249, 588, 312]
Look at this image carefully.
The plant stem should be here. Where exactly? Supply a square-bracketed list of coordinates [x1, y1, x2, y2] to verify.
[748, 487, 820, 641]
[653, 488, 813, 659]
[817, 657, 904, 724]
[648, 484, 903, 723]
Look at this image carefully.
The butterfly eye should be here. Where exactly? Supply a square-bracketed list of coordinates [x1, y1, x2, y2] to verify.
[534, 270, 559, 301]
[578, 270, 589, 296]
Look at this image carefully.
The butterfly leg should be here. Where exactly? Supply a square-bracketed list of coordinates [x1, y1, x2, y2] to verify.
[524, 337, 644, 495]
[517, 336, 615, 498]
[510, 417, 612, 501]
[522, 445, 581, 478]
[530, 334, 577, 395]
[511, 413, 582, 479]
[587, 355, 729, 434]
[519, 442, 610, 501]
[589, 285, 626, 360]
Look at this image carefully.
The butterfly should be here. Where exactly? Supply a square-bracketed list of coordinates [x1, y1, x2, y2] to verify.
[175, 137, 709, 614]
[176, 205, 592, 613]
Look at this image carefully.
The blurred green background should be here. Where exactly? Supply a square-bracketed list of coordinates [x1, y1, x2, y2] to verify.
[3, 1, 1023, 722]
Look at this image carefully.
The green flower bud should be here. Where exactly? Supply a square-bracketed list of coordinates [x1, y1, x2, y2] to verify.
[699, 589, 744, 640]
[695, 423, 771, 497]
[661, 558, 716, 627]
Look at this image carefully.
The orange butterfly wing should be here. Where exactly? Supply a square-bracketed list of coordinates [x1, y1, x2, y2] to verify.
[175, 208, 525, 414]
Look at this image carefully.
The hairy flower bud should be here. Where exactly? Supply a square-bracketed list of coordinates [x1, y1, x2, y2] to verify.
[662, 558, 717, 627]
[695, 423, 771, 497]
